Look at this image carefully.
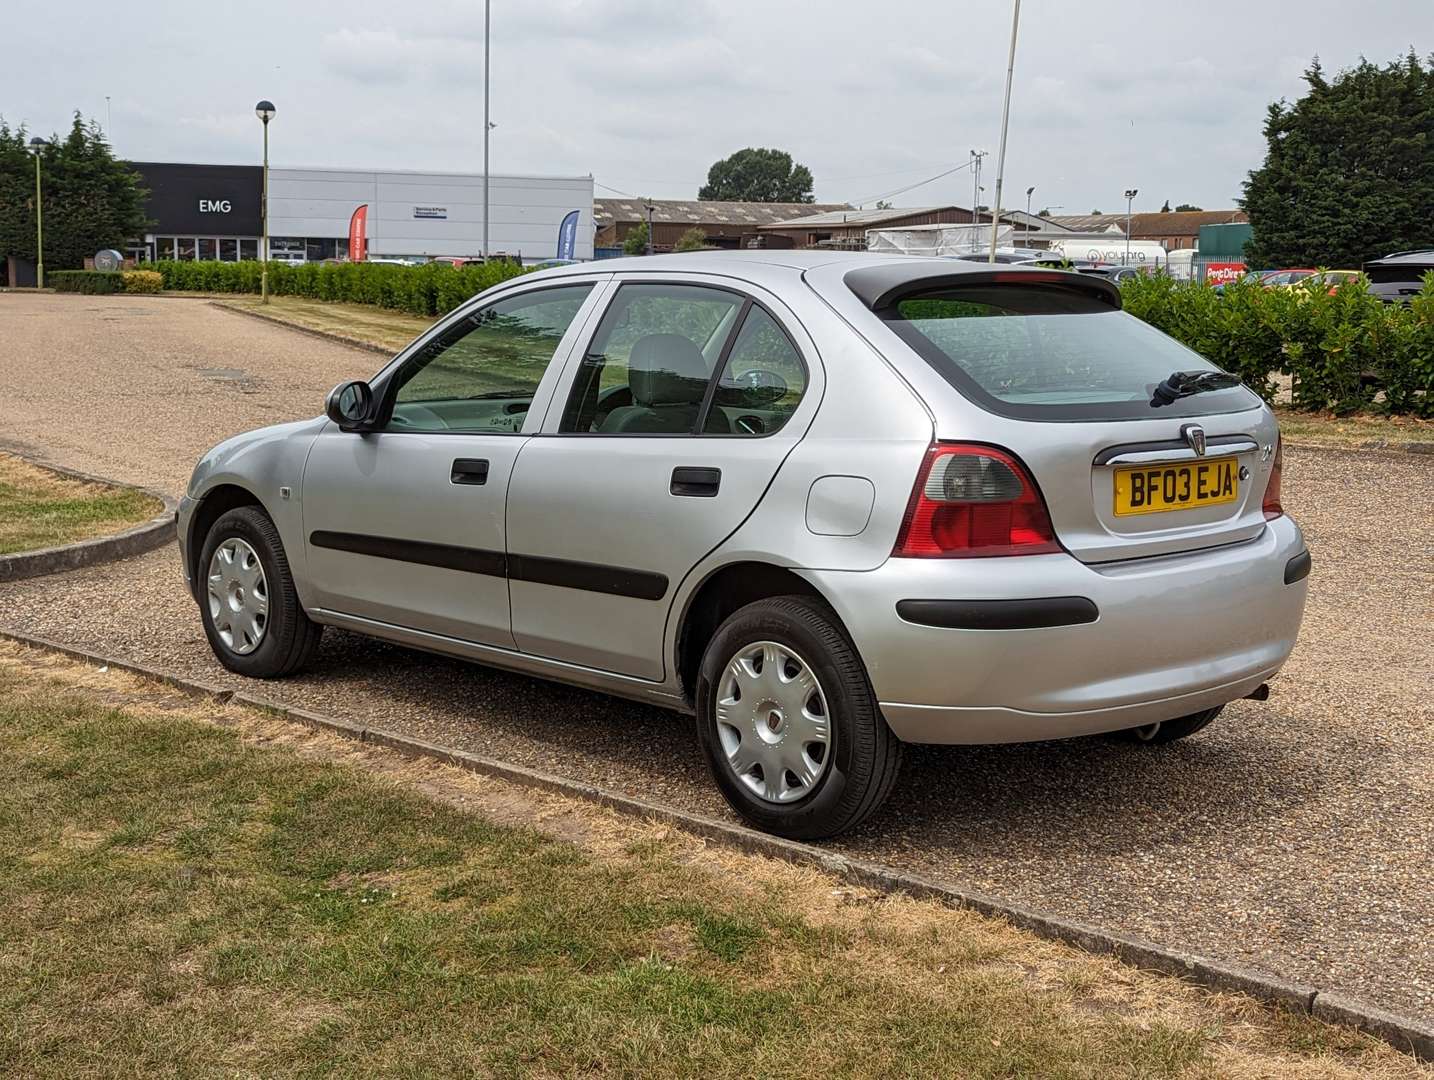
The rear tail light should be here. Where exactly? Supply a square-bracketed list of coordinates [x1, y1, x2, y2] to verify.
[893, 443, 1060, 557]
[1262, 436, 1284, 520]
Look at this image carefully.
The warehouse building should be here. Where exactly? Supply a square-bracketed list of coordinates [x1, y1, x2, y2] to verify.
[593, 198, 851, 255]
[754, 204, 1001, 250]
[128, 161, 594, 264]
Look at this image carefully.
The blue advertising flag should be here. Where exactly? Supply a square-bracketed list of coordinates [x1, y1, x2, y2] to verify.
[556, 210, 579, 260]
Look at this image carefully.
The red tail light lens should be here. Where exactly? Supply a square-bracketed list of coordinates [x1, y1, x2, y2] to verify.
[893, 443, 1060, 558]
[1262, 436, 1284, 520]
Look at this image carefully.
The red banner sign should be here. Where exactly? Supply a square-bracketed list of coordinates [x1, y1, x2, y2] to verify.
[1205, 261, 1245, 285]
[348, 204, 368, 262]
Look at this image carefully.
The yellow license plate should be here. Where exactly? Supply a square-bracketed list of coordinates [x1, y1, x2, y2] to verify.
[1113, 457, 1238, 516]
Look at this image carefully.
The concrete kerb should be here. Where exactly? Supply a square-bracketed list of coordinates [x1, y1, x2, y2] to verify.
[0, 625, 1428, 1061]
[0, 458, 177, 583]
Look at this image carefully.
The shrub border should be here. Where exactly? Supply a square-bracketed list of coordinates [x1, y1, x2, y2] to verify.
[0, 628, 1427, 1062]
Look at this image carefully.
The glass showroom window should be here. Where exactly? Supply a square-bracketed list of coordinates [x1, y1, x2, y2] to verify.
[220, 239, 239, 261]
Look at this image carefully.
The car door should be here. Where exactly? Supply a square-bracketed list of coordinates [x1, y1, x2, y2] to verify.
[505, 275, 821, 681]
[301, 279, 608, 648]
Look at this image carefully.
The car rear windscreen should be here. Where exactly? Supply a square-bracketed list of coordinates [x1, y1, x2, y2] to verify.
[881, 285, 1260, 421]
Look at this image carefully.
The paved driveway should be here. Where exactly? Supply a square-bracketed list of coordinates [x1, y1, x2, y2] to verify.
[2, 292, 1430, 1024]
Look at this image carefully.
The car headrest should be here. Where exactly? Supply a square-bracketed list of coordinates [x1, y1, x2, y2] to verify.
[628, 334, 711, 407]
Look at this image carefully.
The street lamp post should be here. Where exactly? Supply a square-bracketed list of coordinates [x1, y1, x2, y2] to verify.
[644, 203, 655, 256]
[1123, 188, 1138, 266]
[27, 137, 48, 289]
[255, 101, 275, 304]
[1025, 186, 1035, 243]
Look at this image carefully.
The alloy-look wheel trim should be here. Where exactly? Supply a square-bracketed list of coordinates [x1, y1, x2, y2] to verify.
[207, 537, 269, 656]
[715, 640, 831, 804]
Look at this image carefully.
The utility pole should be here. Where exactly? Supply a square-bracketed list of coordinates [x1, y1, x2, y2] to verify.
[483, 0, 491, 262]
[988, 0, 1022, 263]
[1124, 188, 1139, 265]
[1025, 186, 1034, 243]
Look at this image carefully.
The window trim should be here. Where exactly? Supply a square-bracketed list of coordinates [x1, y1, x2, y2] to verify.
[550, 278, 811, 439]
[364, 279, 604, 436]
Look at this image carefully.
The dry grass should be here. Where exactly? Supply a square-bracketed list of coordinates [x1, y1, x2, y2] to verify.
[0, 453, 162, 556]
[0, 643, 1426, 1079]
[1271, 408, 1433, 451]
[211, 295, 434, 354]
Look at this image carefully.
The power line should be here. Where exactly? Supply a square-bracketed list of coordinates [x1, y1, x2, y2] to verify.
[851, 159, 977, 207]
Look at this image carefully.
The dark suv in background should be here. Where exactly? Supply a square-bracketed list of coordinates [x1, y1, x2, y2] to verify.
[1362, 249, 1434, 304]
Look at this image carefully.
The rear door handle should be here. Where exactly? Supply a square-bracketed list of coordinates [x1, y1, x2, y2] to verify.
[671, 466, 721, 497]
[451, 458, 489, 485]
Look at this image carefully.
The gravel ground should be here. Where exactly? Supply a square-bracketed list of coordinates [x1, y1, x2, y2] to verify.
[2, 291, 1431, 1024]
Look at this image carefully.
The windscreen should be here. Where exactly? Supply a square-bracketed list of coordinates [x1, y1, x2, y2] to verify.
[881, 286, 1260, 421]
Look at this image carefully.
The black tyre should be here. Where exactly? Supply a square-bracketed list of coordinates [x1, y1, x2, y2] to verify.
[695, 596, 903, 840]
[1116, 706, 1223, 745]
[198, 505, 322, 678]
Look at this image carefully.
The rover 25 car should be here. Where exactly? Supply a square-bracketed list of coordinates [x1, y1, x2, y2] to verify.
[179, 252, 1310, 839]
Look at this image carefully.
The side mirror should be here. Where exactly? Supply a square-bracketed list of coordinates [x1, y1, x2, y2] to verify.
[325, 380, 374, 428]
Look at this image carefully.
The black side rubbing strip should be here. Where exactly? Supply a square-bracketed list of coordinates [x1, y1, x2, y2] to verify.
[508, 553, 668, 602]
[309, 532, 670, 601]
[896, 597, 1099, 631]
[310, 531, 506, 577]
[1283, 550, 1312, 585]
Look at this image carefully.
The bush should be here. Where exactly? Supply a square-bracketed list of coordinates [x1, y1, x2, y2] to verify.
[147, 259, 530, 318]
[48, 270, 124, 294]
[1119, 273, 1434, 416]
[121, 270, 162, 294]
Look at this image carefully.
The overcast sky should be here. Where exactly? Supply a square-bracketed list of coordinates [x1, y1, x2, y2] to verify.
[3, 1, 1426, 214]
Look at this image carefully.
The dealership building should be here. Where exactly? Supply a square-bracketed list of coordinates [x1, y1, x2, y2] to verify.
[128, 162, 594, 264]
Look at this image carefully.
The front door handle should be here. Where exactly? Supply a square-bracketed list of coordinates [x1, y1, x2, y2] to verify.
[671, 466, 721, 497]
[451, 458, 489, 485]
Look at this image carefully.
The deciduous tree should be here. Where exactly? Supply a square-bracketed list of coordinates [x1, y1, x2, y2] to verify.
[698, 148, 814, 203]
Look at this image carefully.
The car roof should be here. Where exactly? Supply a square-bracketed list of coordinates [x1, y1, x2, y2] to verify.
[520, 250, 1110, 303]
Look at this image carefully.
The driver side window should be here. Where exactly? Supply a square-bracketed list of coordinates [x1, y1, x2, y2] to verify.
[388, 284, 593, 433]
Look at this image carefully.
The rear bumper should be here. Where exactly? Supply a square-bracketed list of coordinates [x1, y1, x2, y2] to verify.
[800, 515, 1309, 745]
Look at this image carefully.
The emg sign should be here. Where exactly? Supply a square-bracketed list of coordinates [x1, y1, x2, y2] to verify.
[199, 199, 232, 213]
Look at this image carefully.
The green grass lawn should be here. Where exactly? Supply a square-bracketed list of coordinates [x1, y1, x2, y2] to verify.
[0, 650, 1418, 1079]
[0, 454, 162, 556]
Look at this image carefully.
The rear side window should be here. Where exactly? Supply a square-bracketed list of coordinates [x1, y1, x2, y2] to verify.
[882, 286, 1259, 421]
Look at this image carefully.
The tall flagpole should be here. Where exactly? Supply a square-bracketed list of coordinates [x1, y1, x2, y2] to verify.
[988, 0, 1021, 262]
[483, 0, 491, 261]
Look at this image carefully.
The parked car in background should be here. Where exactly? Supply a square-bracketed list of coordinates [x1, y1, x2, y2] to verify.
[178, 253, 1309, 840]
[1362, 249, 1434, 304]
[1259, 269, 1316, 287]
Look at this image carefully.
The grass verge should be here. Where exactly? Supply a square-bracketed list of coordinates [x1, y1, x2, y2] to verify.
[0, 645, 1424, 1078]
[0, 453, 162, 556]
[212, 295, 433, 354]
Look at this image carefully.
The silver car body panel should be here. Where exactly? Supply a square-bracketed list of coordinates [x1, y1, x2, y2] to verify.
[179, 251, 1309, 745]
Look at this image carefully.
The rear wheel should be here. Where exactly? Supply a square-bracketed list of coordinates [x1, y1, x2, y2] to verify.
[695, 596, 902, 840]
[1117, 706, 1222, 745]
[198, 505, 322, 678]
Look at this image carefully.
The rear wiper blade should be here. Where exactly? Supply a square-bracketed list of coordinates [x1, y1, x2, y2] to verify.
[1150, 369, 1242, 406]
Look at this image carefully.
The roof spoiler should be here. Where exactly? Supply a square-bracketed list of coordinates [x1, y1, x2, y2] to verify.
[843, 262, 1122, 312]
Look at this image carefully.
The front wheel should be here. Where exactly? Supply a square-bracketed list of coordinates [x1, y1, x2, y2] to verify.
[1116, 706, 1223, 745]
[695, 596, 902, 841]
[198, 505, 322, 678]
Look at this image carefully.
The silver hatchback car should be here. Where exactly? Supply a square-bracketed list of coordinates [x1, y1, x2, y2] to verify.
[179, 253, 1309, 839]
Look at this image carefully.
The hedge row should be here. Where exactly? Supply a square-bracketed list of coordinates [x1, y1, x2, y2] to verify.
[149, 259, 531, 318]
[1120, 273, 1434, 416]
[48, 270, 125, 294]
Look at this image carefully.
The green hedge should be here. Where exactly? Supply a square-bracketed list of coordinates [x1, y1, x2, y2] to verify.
[1120, 273, 1434, 416]
[48, 270, 125, 294]
[149, 259, 531, 318]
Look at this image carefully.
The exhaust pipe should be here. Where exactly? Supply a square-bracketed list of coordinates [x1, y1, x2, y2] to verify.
[1244, 683, 1271, 701]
